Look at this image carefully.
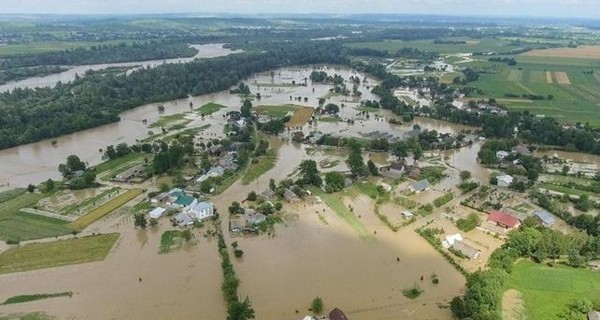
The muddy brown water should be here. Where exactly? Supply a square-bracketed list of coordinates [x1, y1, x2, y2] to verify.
[0, 64, 473, 190]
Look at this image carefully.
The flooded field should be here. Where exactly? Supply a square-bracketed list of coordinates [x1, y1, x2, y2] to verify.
[0, 65, 472, 190]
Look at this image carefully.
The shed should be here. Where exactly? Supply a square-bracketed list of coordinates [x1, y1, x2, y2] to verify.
[533, 210, 556, 226]
[452, 240, 481, 260]
[401, 211, 414, 219]
[496, 175, 514, 187]
[261, 189, 276, 199]
[409, 179, 430, 193]
[488, 211, 520, 229]
[284, 188, 300, 203]
[230, 220, 243, 233]
[174, 212, 193, 227]
[329, 308, 349, 320]
[496, 150, 510, 160]
[247, 213, 267, 226]
[148, 207, 166, 219]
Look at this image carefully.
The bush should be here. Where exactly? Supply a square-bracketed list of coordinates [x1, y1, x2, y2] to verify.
[311, 296, 324, 314]
[234, 249, 244, 258]
[433, 192, 454, 207]
[402, 284, 424, 299]
[456, 213, 480, 232]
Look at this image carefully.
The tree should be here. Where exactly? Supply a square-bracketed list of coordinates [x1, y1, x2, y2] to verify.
[300, 160, 322, 187]
[134, 213, 147, 229]
[227, 297, 255, 320]
[274, 202, 283, 211]
[459, 171, 471, 181]
[311, 296, 324, 314]
[58, 154, 87, 178]
[149, 218, 158, 227]
[413, 145, 423, 161]
[45, 179, 55, 191]
[247, 191, 257, 201]
[234, 249, 244, 258]
[269, 178, 276, 191]
[324, 103, 340, 114]
[367, 160, 379, 176]
[347, 140, 366, 178]
[182, 229, 193, 241]
[562, 165, 570, 176]
[229, 201, 243, 215]
[324, 172, 345, 193]
[27, 184, 35, 193]
[241, 99, 252, 118]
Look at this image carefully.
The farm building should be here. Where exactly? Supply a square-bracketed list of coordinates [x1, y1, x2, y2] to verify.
[329, 308, 349, 320]
[261, 189, 276, 199]
[488, 211, 520, 229]
[452, 240, 481, 260]
[409, 179, 430, 193]
[533, 210, 556, 227]
[148, 207, 166, 219]
[114, 164, 146, 182]
[284, 188, 300, 203]
[496, 175, 514, 187]
[174, 195, 197, 207]
[230, 220, 243, 233]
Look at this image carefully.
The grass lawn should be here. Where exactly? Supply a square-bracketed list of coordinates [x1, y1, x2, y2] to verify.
[0, 192, 71, 242]
[506, 260, 600, 319]
[241, 149, 278, 185]
[149, 113, 188, 128]
[196, 102, 226, 115]
[350, 182, 381, 199]
[309, 187, 374, 242]
[511, 202, 535, 214]
[536, 183, 592, 197]
[420, 166, 448, 184]
[159, 230, 184, 254]
[0, 188, 27, 204]
[70, 189, 143, 231]
[91, 153, 144, 176]
[2, 292, 72, 305]
[255, 104, 298, 118]
[0, 233, 119, 274]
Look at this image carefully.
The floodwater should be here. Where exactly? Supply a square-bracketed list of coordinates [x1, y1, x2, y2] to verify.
[0, 43, 241, 93]
[444, 141, 490, 183]
[0, 64, 473, 190]
[0, 215, 227, 320]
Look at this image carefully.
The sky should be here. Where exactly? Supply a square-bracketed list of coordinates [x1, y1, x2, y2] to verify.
[0, 0, 599, 19]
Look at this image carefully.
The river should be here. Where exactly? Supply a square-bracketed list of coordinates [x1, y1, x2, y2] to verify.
[0, 43, 241, 93]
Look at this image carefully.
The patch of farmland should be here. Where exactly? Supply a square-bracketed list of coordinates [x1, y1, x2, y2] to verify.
[522, 45, 600, 59]
[554, 72, 571, 85]
[526, 71, 545, 83]
[507, 69, 522, 82]
[546, 71, 553, 83]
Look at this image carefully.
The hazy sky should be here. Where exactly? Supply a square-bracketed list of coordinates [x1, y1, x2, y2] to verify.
[1, 0, 599, 19]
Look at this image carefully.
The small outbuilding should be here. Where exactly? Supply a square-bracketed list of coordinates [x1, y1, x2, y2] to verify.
[409, 179, 430, 193]
[496, 175, 514, 187]
[452, 240, 481, 260]
[533, 209, 556, 227]
[148, 207, 166, 219]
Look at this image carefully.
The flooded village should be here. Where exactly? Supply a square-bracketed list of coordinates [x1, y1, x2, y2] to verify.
[1, 42, 600, 320]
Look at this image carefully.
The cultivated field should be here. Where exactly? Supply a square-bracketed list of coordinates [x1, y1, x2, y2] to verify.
[0, 233, 119, 274]
[554, 72, 571, 85]
[522, 45, 600, 59]
[70, 188, 143, 231]
[286, 106, 314, 127]
[505, 260, 600, 319]
[0, 192, 71, 242]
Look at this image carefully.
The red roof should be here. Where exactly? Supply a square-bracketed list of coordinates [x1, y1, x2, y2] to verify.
[488, 211, 520, 228]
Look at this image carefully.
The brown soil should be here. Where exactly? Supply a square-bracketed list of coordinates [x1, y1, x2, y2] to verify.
[522, 45, 600, 59]
[502, 289, 526, 320]
[554, 72, 571, 85]
[286, 106, 314, 127]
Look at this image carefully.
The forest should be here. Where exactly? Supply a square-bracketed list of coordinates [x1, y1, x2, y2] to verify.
[0, 41, 347, 150]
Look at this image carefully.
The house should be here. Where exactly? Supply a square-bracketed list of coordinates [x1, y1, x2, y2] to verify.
[496, 175, 514, 187]
[174, 212, 194, 227]
[174, 195, 197, 207]
[588, 311, 600, 320]
[408, 167, 421, 180]
[409, 179, 430, 193]
[185, 201, 215, 221]
[196, 166, 226, 182]
[114, 164, 145, 182]
[496, 150, 510, 160]
[533, 210, 556, 227]
[488, 211, 520, 229]
[235, 119, 247, 128]
[329, 308, 349, 320]
[389, 161, 406, 174]
[401, 211, 414, 219]
[148, 207, 166, 219]
[247, 213, 267, 225]
[452, 240, 481, 260]
[284, 188, 300, 203]
[217, 154, 237, 170]
[443, 233, 463, 248]
[261, 189, 276, 199]
[230, 220, 243, 233]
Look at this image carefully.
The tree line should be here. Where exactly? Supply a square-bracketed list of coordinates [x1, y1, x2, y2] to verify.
[0, 41, 348, 150]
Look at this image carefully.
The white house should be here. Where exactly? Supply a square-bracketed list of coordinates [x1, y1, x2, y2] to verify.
[196, 166, 225, 183]
[148, 207, 166, 219]
[497, 174, 514, 187]
[185, 201, 215, 221]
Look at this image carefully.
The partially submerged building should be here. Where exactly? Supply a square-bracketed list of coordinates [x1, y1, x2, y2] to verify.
[488, 211, 520, 229]
[409, 179, 430, 193]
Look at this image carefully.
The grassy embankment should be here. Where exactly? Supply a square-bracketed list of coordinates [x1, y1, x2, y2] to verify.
[506, 260, 600, 319]
[69, 188, 143, 231]
[0, 233, 119, 274]
[196, 102, 226, 115]
[2, 292, 73, 305]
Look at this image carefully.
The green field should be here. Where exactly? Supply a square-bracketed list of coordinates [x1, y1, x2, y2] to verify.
[159, 230, 184, 254]
[0, 233, 119, 274]
[196, 102, 226, 115]
[506, 260, 600, 319]
[463, 58, 600, 125]
[346, 38, 537, 55]
[0, 40, 134, 57]
[241, 149, 278, 185]
[0, 192, 72, 242]
[255, 104, 298, 118]
[309, 187, 374, 242]
[70, 189, 143, 231]
[149, 113, 189, 128]
[91, 153, 145, 176]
